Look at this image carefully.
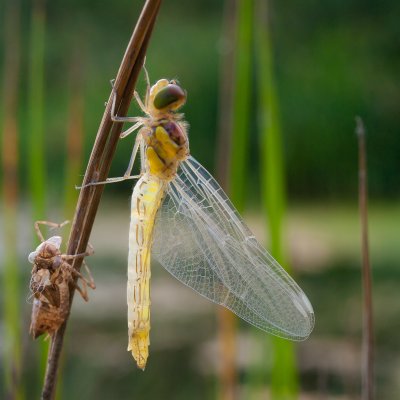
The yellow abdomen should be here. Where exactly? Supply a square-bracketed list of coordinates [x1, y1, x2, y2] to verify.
[127, 175, 164, 369]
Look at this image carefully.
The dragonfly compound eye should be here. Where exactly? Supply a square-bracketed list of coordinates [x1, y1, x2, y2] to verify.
[41, 243, 59, 258]
[162, 121, 186, 146]
[153, 84, 186, 111]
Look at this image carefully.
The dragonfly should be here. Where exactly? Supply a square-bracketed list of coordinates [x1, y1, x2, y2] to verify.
[84, 75, 314, 370]
[28, 221, 95, 338]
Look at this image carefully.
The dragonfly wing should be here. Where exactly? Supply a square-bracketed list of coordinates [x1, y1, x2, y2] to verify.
[152, 156, 314, 340]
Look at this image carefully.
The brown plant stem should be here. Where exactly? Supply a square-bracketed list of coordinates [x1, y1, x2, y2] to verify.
[41, 1, 162, 398]
[355, 116, 374, 400]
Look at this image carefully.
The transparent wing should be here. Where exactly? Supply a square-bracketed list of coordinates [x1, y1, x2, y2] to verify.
[152, 156, 314, 340]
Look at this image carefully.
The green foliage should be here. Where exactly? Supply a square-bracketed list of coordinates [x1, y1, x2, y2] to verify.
[256, 2, 298, 398]
[229, 0, 253, 212]
[28, 1, 46, 220]
[1, 0, 399, 398]
[27, 0, 49, 383]
[228, 0, 300, 396]
[272, 0, 400, 199]
[1, 1, 22, 398]
[2, 209, 22, 399]
[4, 0, 397, 199]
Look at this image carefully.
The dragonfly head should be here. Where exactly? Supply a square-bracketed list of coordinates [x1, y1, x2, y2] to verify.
[150, 79, 186, 113]
[29, 236, 62, 267]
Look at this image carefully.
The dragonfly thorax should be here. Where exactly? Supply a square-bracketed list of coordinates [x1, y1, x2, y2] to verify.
[144, 120, 189, 180]
[35, 253, 62, 271]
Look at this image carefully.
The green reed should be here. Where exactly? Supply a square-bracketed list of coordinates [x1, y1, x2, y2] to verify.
[255, 1, 298, 398]
[1, 1, 23, 398]
[226, 0, 300, 397]
[229, 0, 253, 212]
[27, 0, 48, 380]
[221, 0, 253, 397]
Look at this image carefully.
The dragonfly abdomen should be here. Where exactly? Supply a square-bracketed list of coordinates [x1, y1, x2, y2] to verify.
[127, 174, 165, 369]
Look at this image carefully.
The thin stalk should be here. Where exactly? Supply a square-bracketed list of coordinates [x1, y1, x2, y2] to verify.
[215, 0, 235, 190]
[1, 1, 22, 398]
[56, 40, 87, 400]
[355, 117, 374, 400]
[27, 0, 49, 381]
[40, 1, 163, 398]
[216, 0, 237, 398]
[220, 0, 252, 397]
[64, 49, 85, 218]
[28, 0, 46, 221]
[255, 1, 298, 398]
[229, 0, 253, 212]
[220, 0, 253, 395]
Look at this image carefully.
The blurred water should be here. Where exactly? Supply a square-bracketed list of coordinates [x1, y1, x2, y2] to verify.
[2, 201, 399, 398]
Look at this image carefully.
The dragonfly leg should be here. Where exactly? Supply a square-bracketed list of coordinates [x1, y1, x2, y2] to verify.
[110, 89, 142, 124]
[61, 244, 95, 291]
[34, 220, 70, 242]
[133, 90, 147, 114]
[81, 259, 96, 290]
[119, 121, 142, 139]
[64, 260, 96, 293]
[76, 174, 142, 189]
[142, 61, 151, 109]
[61, 241, 93, 262]
[111, 79, 149, 139]
[111, 92, 143, 139]
[72, 278, 89, 301]
[85, 242, 95, 256]
[121, 134, 141, 177]
[77, 135, 142, 189]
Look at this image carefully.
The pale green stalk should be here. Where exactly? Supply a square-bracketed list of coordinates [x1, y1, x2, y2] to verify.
[255, 1, 298, 398]
[1, 1, 23, 398]
[28, 0, 46, 221]
[229, 0, 253, 212]
[216, 0, 238, 398]
[215, 0, 254, 397]
[2, 214, 22, 399]
[27, 0, 49, 379]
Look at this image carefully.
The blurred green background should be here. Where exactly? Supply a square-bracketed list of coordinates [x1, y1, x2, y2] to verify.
[1, 0, 399, 399]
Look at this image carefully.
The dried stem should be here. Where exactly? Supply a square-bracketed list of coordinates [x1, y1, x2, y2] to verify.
[41, 1, 162, 398]
[355, 116, 374, 400]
